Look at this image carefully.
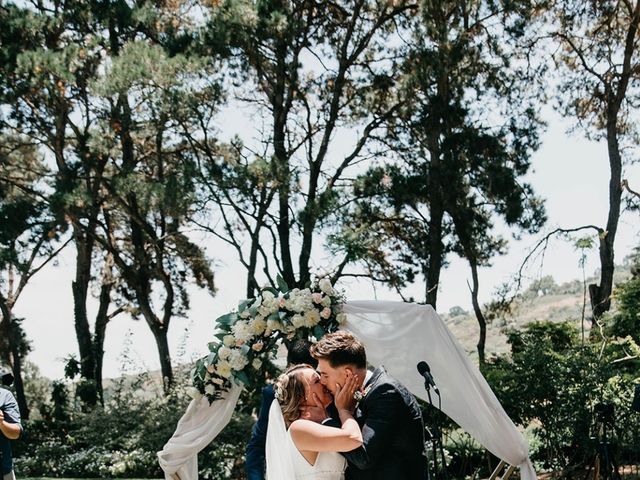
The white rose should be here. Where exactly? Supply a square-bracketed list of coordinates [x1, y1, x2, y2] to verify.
[252, 358, 262, 370]
[284, 296, 300, 312]
[336, 313, 347, 325]
[249, 318, 267, 336]
[304, 309, 321, 327]
[229, 349, 249, 370]
[232, 321, 253, 343]
[292, 314, 305, 329]
[205, 384, 215, 396]
[240, 310, 251, 319]
[216, 360, 232, 378]
[321, 295, 332, 308]
[223, 335, 235, 347]
[320, 307, 332, 319]
[218, 346, 232, 360]
[319, 278, 334, 295]
[262, 290, 275, 301]
[186, 386, 202, 399]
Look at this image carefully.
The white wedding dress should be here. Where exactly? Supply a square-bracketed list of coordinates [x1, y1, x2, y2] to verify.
[286, 429, 346, 480]
[266, 400, 346, 480]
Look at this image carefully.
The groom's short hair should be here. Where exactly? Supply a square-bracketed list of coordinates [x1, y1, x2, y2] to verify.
[311, 331, 366, 369]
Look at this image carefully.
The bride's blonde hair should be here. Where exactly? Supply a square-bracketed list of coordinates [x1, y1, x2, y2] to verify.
[273, 364, 314, 427]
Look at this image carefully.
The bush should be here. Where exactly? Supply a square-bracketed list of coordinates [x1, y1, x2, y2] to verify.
[13, 371, 255, 479]
[484, 319, 640, 475]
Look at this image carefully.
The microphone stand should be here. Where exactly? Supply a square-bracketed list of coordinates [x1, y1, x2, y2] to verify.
[421, 371, 449, 480]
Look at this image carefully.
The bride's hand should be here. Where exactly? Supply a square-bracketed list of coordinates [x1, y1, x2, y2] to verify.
[334, 372, 358, 412]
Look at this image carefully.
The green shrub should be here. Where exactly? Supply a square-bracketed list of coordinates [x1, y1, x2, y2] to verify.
[13, 372, 255, 479]
[484, 319, 640, 475]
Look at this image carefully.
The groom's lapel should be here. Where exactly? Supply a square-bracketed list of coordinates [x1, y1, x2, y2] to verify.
[364, 366, 385, 390]
[355, 367, 385, 421]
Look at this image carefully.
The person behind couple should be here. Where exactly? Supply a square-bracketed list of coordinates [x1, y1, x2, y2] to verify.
[245, 339, 325, 480]
[309, 331, 428, 480]
[271, 362, 362, 478]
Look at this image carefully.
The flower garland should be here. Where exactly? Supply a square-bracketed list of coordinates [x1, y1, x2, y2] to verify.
[189, 276, 345, 402]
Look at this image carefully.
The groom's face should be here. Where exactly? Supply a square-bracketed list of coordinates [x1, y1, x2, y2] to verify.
[316, 358, 349, 397]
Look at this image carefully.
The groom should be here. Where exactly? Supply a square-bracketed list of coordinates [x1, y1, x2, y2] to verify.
[310, 331, 427, 480]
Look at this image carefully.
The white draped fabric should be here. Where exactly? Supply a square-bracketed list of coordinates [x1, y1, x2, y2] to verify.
[157, 301, 536, 480]
[157, 385, 242, 480]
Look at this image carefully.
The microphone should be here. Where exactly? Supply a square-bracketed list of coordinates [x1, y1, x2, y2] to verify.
[417, 361, 439, 393]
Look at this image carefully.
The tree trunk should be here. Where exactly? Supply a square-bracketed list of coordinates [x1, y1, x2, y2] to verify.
[425, 144, 445, 308]
[93, 280, 112, 404]
[71, 226, 98, 405]
[468, 260, 487, 366]
[425, 207, 444, 308]
[589, 109, 623, 320]
[151, 324, 173, 392]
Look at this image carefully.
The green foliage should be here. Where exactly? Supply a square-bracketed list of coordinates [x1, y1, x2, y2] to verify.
[21, 362, 53, 421]
[14, 372, 254, 479]
[334, 0, 547, 305]
[522, 275, 560, 299]
[484, 317, 640, 473]
[448, 306, 468, 317]
[442, 430, 486, 478]
[609, 276, 640, 345]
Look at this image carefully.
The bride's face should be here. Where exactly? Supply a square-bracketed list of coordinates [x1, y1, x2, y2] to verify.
[301, 368, 333, 408]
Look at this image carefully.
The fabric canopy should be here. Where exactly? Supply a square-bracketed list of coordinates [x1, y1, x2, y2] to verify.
[158, 301, 535, 480]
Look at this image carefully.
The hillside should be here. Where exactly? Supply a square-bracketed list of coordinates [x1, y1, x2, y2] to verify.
[442, 267, 633, 361]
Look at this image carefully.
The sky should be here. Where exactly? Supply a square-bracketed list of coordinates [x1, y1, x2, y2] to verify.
[13, 108, 640, 381]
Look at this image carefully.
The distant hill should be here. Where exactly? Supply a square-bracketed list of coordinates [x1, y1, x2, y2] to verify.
[441, 266, 633, 361]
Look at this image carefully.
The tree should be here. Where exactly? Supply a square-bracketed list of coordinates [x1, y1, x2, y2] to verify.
[336, 0, 546, 362]
[0, 135, 67, 418]
[0, 1, 214, 396]
[546, 0, 640, 319]
[0, 1, 128, 404]
[188, 0, 418, 296]
[91, 40, 217, 391]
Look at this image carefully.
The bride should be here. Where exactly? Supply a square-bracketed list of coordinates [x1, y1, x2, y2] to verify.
[266, 363, 361, 480]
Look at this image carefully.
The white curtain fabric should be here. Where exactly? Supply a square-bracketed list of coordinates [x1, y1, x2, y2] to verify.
[157, 385, 242, 480]
[341, 301, 535, 480]
[157, 301, 535, 480]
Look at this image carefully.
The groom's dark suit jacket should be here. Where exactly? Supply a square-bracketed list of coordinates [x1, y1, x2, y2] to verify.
[335, 367, 428, 480]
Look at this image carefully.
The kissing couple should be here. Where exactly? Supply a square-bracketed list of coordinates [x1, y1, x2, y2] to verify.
[265, 331, 428, 480]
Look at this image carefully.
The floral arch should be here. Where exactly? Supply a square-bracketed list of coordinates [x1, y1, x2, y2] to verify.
[158, 278, 536, 480]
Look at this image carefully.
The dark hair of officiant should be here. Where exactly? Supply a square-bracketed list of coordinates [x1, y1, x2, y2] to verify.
[286, 338, 318, 368]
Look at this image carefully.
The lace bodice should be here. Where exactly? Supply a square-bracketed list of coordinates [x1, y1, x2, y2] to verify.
[287, 430, 346, 480]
